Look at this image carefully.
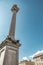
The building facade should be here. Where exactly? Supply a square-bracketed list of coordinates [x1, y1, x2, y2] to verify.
[19, 60, 35, 65]
[33, 53, 43, 65]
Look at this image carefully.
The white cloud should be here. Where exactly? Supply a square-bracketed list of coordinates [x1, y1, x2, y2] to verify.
[29, 50, 43, 58]
[22, 57, 28, 60]
[21, 50, 43, 61]
[22, 56, 33, 61]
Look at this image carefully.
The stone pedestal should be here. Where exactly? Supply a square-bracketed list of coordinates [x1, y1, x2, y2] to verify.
[0, 38, 20, 65]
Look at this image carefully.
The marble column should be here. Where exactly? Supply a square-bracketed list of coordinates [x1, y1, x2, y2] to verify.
[9, 5, 19, 40]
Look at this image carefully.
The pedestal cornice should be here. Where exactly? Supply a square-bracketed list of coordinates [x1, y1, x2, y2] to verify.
[0, 37, 21, 49]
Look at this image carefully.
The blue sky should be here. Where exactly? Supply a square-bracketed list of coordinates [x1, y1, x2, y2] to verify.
[0, 0, 43, 61]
